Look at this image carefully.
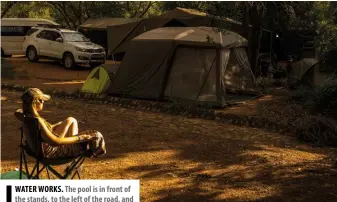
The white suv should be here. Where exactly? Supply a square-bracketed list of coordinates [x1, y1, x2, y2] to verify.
[23, 26, 106, 69]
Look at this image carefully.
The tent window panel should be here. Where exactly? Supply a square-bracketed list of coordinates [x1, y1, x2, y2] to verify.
[165, 47, 217, 102]
[223, 48, 255, 93]
[220, 49, 230, 97]
[197, 51, 218, 102]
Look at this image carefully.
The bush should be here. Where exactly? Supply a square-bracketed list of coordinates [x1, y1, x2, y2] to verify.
[320, 48, 337, 72]
[313, 80, 337, 119]
[289, 86, 314, 102]
[256, 76, 288, 89]
[293, 115, 337, 146]
[290, 79, 337, 119]
[313, 80, 337, 107]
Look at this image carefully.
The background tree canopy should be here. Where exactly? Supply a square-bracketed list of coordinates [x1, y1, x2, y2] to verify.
[1, 1, 336, 72]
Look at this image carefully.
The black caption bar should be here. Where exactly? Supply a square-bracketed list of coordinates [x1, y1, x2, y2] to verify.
[7, 185, 12, 202]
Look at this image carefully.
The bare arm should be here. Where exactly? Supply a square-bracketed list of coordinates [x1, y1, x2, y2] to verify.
[38, 118, 80, 145]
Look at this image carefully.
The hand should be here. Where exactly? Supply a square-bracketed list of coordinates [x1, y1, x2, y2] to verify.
[78, 135, 98, 142]
[52, 121, 62, 128]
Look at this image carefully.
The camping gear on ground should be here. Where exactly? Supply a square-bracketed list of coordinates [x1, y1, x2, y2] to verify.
[258, 53, 272, 76]
[108, 26, 258, 107]
[287, 58, 319, 86]
[14, 110, 89, 179]
[81, 64, 119, 94]
[273, 61, 290, 79]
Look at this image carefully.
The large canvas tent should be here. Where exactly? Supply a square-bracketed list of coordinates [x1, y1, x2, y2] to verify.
[107, 7, 272, 58]
[79, 18, 141, 51]
[108, 27, 257, 107]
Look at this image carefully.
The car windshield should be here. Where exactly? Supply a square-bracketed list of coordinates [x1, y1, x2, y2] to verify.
[62, 32, 90, 42]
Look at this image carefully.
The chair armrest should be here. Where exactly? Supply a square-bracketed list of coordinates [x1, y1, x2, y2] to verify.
[14, 109, 24, 122]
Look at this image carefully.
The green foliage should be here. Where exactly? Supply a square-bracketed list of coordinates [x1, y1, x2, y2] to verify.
[2, 2, 52, 20]
[289, 86, 313, 102]
[313, 2, 337, 72]
[290, 79, 337, 119]
[290, 79, 337, 146]
[2, 2, 161, 29]
[160, 2, 211, 13]
[1, 1, 336, 72]
[256, 76, 288, 89]
[294, 115, 337, 146]
[313, 80, 337, 112]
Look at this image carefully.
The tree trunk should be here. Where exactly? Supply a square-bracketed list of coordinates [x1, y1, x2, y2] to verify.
[242, 5, 250, 39]
[248, 5, 264, 76]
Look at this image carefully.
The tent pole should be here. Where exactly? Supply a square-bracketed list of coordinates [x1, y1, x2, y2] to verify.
[108, 20, 143, 56]
[159, 45, 178, 100]
[216, 48, 223, 107]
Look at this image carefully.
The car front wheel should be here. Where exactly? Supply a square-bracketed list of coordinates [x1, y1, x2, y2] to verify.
[27, 47, 39, 62]
[63, 53, 75, 69]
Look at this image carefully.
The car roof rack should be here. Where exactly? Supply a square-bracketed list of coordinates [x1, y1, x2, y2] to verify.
[36, 24, 62, 29]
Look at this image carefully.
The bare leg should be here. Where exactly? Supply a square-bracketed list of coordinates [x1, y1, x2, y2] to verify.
[53, 117, 78, 137]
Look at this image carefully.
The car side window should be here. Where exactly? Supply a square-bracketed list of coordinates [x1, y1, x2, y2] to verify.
[49, 31, 62, 41]
[36, 31, 45, 39]
[36, 30, 62, 41]
[36, 30, 49, 40]
[26, 28, 39, 36]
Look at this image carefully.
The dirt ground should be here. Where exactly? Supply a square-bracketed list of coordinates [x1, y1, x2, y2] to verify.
[1, 56, 118, 92]
[2, 57, 337, 201]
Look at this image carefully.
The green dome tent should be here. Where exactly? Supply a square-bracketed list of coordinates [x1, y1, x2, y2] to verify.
[81, 64, 119, 94]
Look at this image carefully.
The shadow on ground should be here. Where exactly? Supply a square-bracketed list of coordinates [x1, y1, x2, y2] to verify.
[1, 90, 337, 201]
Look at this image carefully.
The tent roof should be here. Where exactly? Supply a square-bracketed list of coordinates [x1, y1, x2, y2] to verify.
[290, 58, 319, 79]
[158, 8, 264, 30]
[158, 7, 243, 25]
[158, 7, 208, 18]
[134, 27, 248, 48]
[80, 18, 141, 30]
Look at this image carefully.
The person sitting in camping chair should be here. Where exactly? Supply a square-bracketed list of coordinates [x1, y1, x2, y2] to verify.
[19, 88, 106, 159]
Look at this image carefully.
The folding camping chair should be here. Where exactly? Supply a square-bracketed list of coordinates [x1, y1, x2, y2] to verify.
[15, 110, 89, 179]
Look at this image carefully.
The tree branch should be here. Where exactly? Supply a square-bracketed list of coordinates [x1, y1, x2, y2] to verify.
[130, 2, 143, 18]
[1, 1, 18, 18]
[138, 2, 152, 18]
[68, 2, 83, 26]
[48, 2, 72, 28]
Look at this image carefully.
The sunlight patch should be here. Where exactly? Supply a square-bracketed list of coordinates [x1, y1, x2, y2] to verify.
[240, 145, 326, 165]
[43, 81, 85, 85]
